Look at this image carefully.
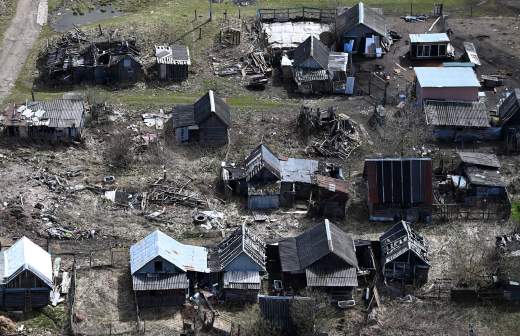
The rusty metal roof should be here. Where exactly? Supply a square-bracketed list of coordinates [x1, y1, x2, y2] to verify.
[130, 230, 208, 274]
[312, 175, 349, 194]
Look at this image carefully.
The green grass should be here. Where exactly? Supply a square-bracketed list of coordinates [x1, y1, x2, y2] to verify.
[22, 305, 66, 332]
[0, 0, 16, 43]
[512, 201, 520, 223]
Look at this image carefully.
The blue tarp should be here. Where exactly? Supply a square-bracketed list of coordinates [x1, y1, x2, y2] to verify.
[344, 41, 354, 53]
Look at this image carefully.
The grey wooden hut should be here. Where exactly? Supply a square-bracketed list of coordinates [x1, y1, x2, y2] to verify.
[170, 90, 231, 145]
[0, 237, 53, 311]
[155, 45, 191, 81]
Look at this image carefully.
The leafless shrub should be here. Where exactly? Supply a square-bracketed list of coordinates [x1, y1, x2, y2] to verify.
[105, 131, 134, 169]
[291, 289, 334, 336]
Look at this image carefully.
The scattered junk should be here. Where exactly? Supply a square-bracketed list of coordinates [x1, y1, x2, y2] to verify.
[0, 237, 53, 311]
[462, 42, 481, 66]
[380, 221, 430, 285]
[1, 98, 87, 142]
[414, 66, 481, 105]
[219, 17, 242, 46]
[498, 89, 520, 153]
[298, 105, 361, 159]
[335, 2, 392, 57]
[401, 15, 428, 23]
[142, 110, 170, 130]
[221, 144, 349, 217]
[258, 295, 312, 333]
[496, 233, 520, 301]
[434, 152, 511, 221]
[40, 27, 143, 85]
[408, 33, 454, 60]
[257, 7, 335, 57]
[155, 44, 191, 82]
[363, 158, 433, 222]
[130, 230, 209, 308]
[278, 220, 359, 304]
[168, 90, 231, 146]
[210, 224, 266, 302]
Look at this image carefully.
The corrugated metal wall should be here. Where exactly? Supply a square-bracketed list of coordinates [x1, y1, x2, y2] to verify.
[248, 195, 280, 209]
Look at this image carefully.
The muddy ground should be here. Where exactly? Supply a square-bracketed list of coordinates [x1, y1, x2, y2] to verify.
[1, 11, 520, 336]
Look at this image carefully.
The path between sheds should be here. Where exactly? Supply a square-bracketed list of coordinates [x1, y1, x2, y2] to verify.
[0, 0, 46, 104]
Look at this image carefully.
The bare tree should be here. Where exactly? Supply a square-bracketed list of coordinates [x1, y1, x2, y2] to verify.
[291, 289, 334, 336]
[105, 131, 134, 169]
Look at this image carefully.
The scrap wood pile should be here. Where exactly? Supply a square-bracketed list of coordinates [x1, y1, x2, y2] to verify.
[33, 169, 85, 194]
[146, 178, 205, 208]
[298, 105, 361, 159]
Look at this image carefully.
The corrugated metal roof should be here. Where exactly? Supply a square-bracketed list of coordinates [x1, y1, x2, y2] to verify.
[0, 237, 52, 287]
[279, 219, 358, 272]
[294, 68, 329, 82]
[409, 33, 450, 43]
[457, 152, 501, 169]
[305, 265, 358, 287]
[465, 166, 506, 187]
[4, 99, 85, 129]
[280, 158, 319, 184]
[223, 271, 261, 289]
[463, 42, 481, 66]
[328, 52, 349, 72]
[216, 224, 266, 271]
[312, 175, 349, 194]
[414, 67, 480, 88]
[132, 273, 188, 291]
[130, 230, 208, 274]
[424, 100, 489, 128]
[155, 45, 191, 65]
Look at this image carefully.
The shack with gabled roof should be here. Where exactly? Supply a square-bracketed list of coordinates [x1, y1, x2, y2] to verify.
[292, 36, 331, 94]
[213, 224, 266, 302]
[279, 219, 358, 303]
[380, 221, 429, 284]
[0, 237, 53, 311]
[335, 2, 390, 57]
[130, 230, 208, 307]
[155, 45, 191, 81]
[170, 90, 231, 145]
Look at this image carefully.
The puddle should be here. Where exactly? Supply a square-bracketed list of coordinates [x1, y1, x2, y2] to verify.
[51, 5, 123, 32]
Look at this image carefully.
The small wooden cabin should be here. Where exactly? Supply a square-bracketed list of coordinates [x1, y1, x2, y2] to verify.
[170, 91, 231, 146]
[409, 33, 452, 60]
[214, 224, 266, 302]
[0, 237, 53, 311]
[130, 230, 208, 308]
[155, 45, 191, 81]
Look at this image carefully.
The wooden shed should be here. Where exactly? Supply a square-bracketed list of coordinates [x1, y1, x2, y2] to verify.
[0, 237, 53, 311]
[364, 158, 433, 222]
[130, 230, 208, 308]
[170, 90, 231, 145]
[155, 45, 191, 81]
[409, 33, 453, 60]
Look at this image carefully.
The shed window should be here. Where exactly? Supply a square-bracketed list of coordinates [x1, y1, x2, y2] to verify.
[123, 58, 132, 68]
[417, 45, 424, 57]
[431, 45, 439, 57]
[154, 261, 163, 272]
[439, 45, 447, 56]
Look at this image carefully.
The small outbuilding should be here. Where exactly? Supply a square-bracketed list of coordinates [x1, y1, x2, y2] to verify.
[2, 99, 86, 142]
[496, 233, 520, 301]
[499, 89, 520, 152]
[279, 219, 358, 303]
[414, 67, 481, 104]
[170, 90, 231, 145]
[364, 157, 433, 222]
[214, 224, 266, 302]
[292, 36, 331, 94]
[0, 237, 53, 311]
[335, 2, 390, 57]
[155, 45, 191, 81]
[409, 33, 453, 60]
[380, 221, 429, 285]
[130, 230, 208, 308]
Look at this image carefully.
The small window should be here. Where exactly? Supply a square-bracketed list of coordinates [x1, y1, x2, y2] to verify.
[439, 45, 447, 56]
[123, 58, 132, 68]
[154, 261, 163, 272]
[431, 44, 439, 57]
[417, 45, 424, 57]
[424, 45, 431, 57]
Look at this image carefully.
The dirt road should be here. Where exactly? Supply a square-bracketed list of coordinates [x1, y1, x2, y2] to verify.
[0, 0, 44, 104]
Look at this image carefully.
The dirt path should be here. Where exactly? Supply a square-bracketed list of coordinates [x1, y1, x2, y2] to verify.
[0, 0, 45, 104]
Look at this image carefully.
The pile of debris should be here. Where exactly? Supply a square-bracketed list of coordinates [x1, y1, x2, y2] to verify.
[298, 106, 361, 159]
[32, 170, 86, 194]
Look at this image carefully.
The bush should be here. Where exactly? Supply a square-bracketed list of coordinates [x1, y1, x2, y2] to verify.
[105, 132, 134, 169]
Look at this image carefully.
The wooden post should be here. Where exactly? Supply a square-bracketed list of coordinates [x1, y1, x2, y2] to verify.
[209, 0, 212, 21]
[199, 28, 202, 40]
[238, 8, 241, 19]
[410, 2, 413, 16]
[224, 9, 227, 21]
[195, 9, 197, 21]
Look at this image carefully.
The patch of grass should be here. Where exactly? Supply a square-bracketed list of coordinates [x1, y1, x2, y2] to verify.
[0, 0, 16, 43]
[22, 305, 66, 331]
[511, 201, 520, 223]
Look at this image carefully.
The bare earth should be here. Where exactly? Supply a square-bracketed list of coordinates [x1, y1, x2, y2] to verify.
[0, 0, 41, 103]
